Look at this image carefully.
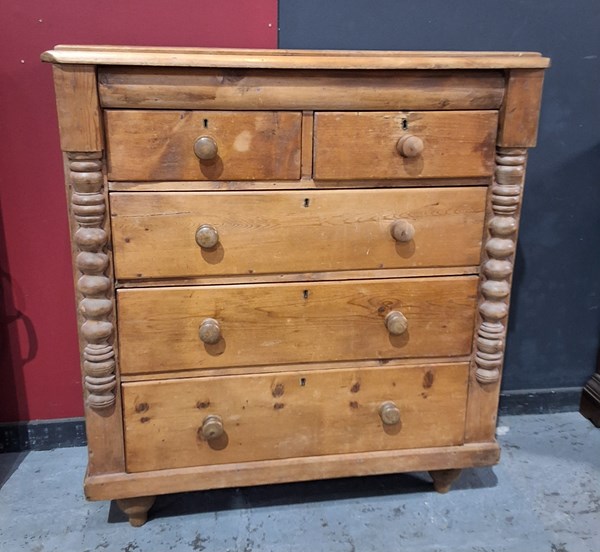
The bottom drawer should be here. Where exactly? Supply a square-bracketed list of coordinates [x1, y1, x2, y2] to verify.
[122, 362, 469, 472]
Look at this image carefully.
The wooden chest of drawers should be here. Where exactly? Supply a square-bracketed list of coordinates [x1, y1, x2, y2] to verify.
[42, 46, 548, 526]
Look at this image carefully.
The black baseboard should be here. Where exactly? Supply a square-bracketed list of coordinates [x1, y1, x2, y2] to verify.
[0, 418, 86, 453]
[0, 388, 582, 453]
[498, 387, 582, 416]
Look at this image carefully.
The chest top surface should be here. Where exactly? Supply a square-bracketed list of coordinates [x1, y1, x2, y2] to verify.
[42, 45, 550, 69]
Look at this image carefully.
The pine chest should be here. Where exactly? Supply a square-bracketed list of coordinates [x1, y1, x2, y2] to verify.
[42, 46, 548, 526]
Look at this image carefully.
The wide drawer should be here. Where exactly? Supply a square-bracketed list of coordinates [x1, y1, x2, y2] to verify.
[105, 110, 302, 181]
[313, 111, 497, 180]
[122, 362, 469, 472]
[117, 276, 478, 374]
[110, 187, 487, 280]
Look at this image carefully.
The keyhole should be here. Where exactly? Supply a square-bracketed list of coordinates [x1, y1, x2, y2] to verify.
[203, 119, 209, 128]
[300, 378, 307, 386]
[402, 118, 408, 130]
[303, 198, 310, 208]
[303, 289, 309, 299]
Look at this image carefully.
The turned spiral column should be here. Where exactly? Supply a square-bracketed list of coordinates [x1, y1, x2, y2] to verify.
[475, 147, 527, 385]
[69, 152, 116, 409]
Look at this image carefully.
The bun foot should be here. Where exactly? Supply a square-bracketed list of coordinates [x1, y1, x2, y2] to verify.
[429, 469, 462, 493]
[116, 496, 156, 526]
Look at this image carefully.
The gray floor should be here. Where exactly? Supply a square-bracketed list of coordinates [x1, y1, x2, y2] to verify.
[0, 412, 598, 552]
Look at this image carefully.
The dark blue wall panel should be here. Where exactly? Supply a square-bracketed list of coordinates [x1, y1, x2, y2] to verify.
[279, 0, 600, 391]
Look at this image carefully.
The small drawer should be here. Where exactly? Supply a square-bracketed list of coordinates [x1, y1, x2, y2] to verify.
[122, 362, 469, 472]
[313, 111, 497, 180]
[117, 276, 478, 375]
[105, 110, 302, 181]
[110, 187, 487, 280]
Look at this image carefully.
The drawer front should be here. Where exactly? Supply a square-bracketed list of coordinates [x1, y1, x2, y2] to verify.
[122, 362, 469, 472]
[105, 110, 302, 181]
[117, 276, 478, 374]
[313, 111, 497, 180]
[98, 67, 506, 111]
[111, 187, 487, 280]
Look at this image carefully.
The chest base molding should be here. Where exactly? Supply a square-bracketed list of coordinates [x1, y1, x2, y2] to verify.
[85, 441, 500, 501]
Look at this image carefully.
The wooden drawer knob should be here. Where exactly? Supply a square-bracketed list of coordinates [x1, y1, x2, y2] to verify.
[391, 220, 415, 242]
[193, 136, 218, 161]
[385, 311, 408, 335]
[200, 414, 224, 440]
[396, 135, 424, 158]
[379, 401, 401, 425]
[195, 224, 219, 249]
[199, 318, 221, 344]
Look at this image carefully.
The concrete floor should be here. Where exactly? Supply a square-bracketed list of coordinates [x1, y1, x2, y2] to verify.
[0, 412, 598, 552]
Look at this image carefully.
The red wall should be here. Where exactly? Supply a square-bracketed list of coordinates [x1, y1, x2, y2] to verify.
[0, 1, 277, 422]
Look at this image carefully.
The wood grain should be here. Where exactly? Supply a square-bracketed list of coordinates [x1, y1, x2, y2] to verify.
[107, 176, 493, 192]
[119, 355, 472, 383]
[97, 67, 505, 110]
[115, 266, 481, 289]
[51, 59, 125, 475]
[84, 441, 500, 501]
[314, 111, 497, 180]
[429, 468, 462, 493]
[498, 69, 545, 147]
[61, 151, 125, 476]
[67, 153, 117, 410]
[105, 110, 301, 181]
[122, 362, 469, 472]
[301, 111, 314, 178]
[110, 187, 487, 279]
[117, 276, 479, 374]
[465, 147, 527, 443]
[51, 65, 102, 151]
[42, 46, 549, 69]
[116, 496, 156, 527]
